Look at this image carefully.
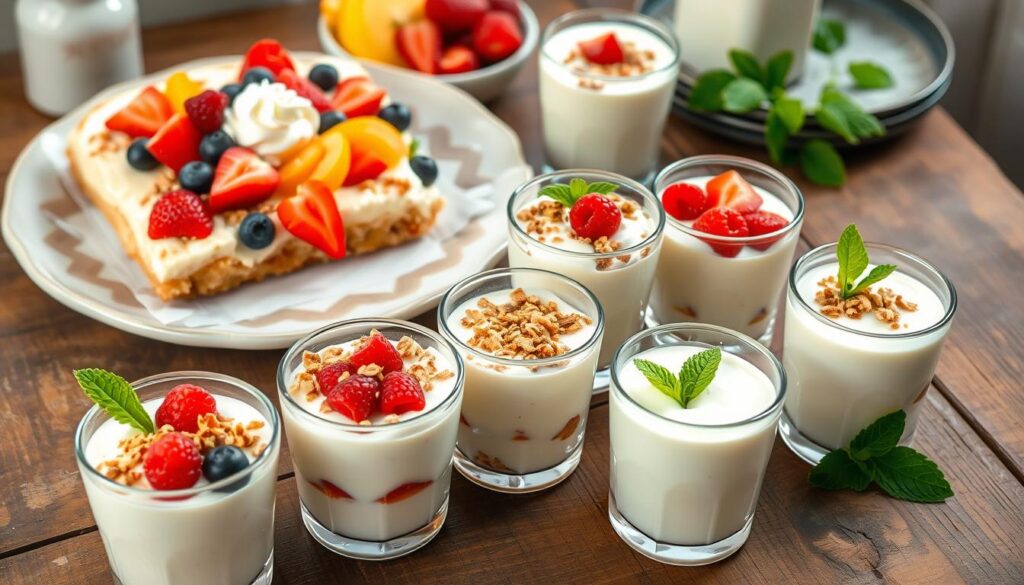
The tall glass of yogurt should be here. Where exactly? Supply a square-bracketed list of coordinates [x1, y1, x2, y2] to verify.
[508, 170, 666, 391]
[439, 267, 604, 493]
[75, 372, 281, 585]
[649, 156, 804, 345]
[780, 243, 957, 464]
[609, 323, 785, 565]
[539, 9, 680, 182]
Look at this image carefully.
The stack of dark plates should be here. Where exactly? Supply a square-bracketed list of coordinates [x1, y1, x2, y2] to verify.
[638, 0, 955, 149]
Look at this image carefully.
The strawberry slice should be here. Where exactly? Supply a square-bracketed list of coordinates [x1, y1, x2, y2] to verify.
[209, 147, 280, 212]
[743, 210, 790, 251]
[342, 151, 388, 186]
[376, 480, 433, 504]
[277, 180, 346, 259]
[396, 20, 442, 74]
[105, 86, 174, 138]
[146, 113, 202, 173]
[439, 45, 480, 74]
[330, 77, 387, 118]
[277, 68, 332, 113]
[692, 207, 749, 258]
[239, 38, 295, 81]
[148, 190, 213, 240]
[578, 32, 624, 65]
[310, 479, 353, 500]
[707, 170, 763, 215]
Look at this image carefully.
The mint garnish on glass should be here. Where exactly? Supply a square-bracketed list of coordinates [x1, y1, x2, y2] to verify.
[634, 347, 722, 408]
[74, 368, 155, 434]
[538, 177, 618, 208]
[809, 410, 953, 502]
[836, 224, 897, 299]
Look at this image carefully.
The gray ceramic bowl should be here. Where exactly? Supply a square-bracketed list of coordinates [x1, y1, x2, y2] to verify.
[317, 2, 538, 103]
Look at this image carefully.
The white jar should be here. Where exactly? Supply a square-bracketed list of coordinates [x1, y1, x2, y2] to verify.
[16, 0, 144, 116]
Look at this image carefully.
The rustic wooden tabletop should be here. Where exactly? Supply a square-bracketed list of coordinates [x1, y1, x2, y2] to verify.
[1, 1, 1023, 583]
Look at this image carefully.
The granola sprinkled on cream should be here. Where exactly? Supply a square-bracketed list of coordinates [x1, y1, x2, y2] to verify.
[814, 275, 918, 330]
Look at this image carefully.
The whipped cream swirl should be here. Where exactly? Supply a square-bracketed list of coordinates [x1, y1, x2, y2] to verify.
[224, 81, 319, 164]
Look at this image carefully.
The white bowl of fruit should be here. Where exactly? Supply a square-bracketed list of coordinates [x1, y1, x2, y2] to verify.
[318, 0, 538, 103]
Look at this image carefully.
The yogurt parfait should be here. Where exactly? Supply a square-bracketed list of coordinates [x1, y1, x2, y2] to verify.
[649, 156, 804, 344]
[781, 225, 957, 464]
[74, 370, 281, 585]
[439, 268, 604, 492]
[278, 319, 464, 559]
[608, 324, 785, 565]
[508, 170, 665, 390]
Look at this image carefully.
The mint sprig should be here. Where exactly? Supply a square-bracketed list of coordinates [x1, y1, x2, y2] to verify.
[538, 178, 618, 208]
[813, 19, 846, 54]
[634, 348, 721, 409]
[836, 224, 898, 298]
[849, 62, 893, 89]
[74, 368, 155, 434]
[809, 410, 954, 502]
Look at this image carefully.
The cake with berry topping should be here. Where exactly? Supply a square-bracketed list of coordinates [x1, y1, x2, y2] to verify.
[66, 39, 444, 301]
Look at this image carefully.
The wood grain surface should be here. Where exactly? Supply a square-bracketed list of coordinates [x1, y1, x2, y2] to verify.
[1, 1, 1022, 583]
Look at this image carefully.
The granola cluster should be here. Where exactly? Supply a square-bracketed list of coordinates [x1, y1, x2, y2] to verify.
[814, 275, 918, 329]
[564, 41, 658, 91]
[459, 288, 592, 360]
[87, 131, 131, 156]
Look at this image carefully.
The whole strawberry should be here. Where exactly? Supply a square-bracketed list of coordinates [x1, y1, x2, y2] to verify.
[155, 383, 218, 433]
[148, 190, 214, 240]
[326, 374, 379, 422]
[379, 372, 426, 415]
[143, 432, 203, 490]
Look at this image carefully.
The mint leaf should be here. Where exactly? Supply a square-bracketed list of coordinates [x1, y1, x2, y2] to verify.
[74, 368, 155, 434]
[634, 359, 681, 404]
[764, 51, 793, 91]
[773, 95, 805, 134]
[541, 179, 620, 208]
[849, 410, 905, 461]
[688, 70, 735, 112]
[728, 49, 764, 84]
[678, 348, 721, 407]
[849, 61, 893, 89]
[538, 184, 575, 208]
[569, 178, 589, 199]
[408, 137, 421, 158]
[586, 181, 618, 196]
[817, 85, 885, 144]
[799, 139, 846, 187]
[765, 108, 789, 164]
[871, 446, 954, 502]
[813, 19, 846, 54]
[809, 449, 872, 491]
[836, 224, 869, 295]
[721, 78, 767, 113]
[849, 264, 898, 296]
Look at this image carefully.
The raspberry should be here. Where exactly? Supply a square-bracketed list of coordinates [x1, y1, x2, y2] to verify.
[661, 182, 710, 221]
[326, 375, 379, 422]
[155, 383, 217, 433]
[184, 90, 229, 134]
[349, 332, 404, 373]
[743, 211, 790, 251]
[569, 194, 622, 240]
[143, 432, 202, 490]
[148, 190, 214, 240]
[378, 372, 426, 415]
[316, 361, 357, 394]
[692, 207, 749, 258]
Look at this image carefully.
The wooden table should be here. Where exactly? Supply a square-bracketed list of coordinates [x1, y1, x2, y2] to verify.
[2, 2, 1023, 583]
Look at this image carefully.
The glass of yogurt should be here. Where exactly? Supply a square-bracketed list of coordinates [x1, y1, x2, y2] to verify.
[539, 9, 680, 182]
[507, 169, 666, 391]
[608, 323, 785, 565]
[649, 155, 804, 345]
[780, 241, 957, 464]
[438, 267, 604, 493]
[277, 319, 464, 560]
[75, 371, 281, 585]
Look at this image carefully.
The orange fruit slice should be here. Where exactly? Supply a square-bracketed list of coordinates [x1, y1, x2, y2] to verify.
[336, 0, 424, 67]
[165, 71, 204, 114]
[309, 132, 352, 190]
[326, 117, 405, 171]
[278, 139, 326, 196]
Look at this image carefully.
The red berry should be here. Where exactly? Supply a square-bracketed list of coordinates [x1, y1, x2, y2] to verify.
[184, 90, 228, 134]
[488, 0, 520, 19]
[143, 432, 202, 490]
[692, 207, 749, 257]
[439, 45, 480, 74]
[326, 375, 379, 422]
[569, 194, 622, 240]
[316, 361, 358, 394]
[148, 190, 214, 240]
[707, 170, 763, 215]
[743, 210, 790, 251]
[376, 480, 433, 504]
[578, 32, 624, 65]
[425, 0, 488, 33]
[396, 20, 443, 75]
[662, 182, 710, 221]
[239, 39, 296, 81]
[472, 11, 523, 62]
[209, 147, 280, 213]
[155, 383, 218, 432]
[146, 113, 203, 173]
[277, 68, 332, 113]
[105, 86, 174, 138]
[349, 332, 404, 373]
[379, 372, 426, 415]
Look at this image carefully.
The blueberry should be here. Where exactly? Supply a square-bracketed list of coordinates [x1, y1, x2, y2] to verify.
[199, 130, 235, 165]
[308, 63, 339, 92]
[238, 212, 276, 250]
[242, 67, 274, 87]
[221, 83, 244, 106]
[178, 161, 214, 194]
[126, 138, 159, 171]
[410, 155, 438, 187]
[377, 103, 412, 132]
[318, 110, 347, 134]
[202, 445, 250, 492]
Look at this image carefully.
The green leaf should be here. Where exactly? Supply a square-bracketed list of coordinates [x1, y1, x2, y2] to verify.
[688, 70, 736, 112]
[817, 85, 885, 144]
[765, 108, 789, 164]
[835, 224, 869, 295]
[538, 184, 575, 208]
[809, 449, 872, 491]
[871, 446, 954, 502]
[569, 178, 589, 199]
[721, 78, 768, 113]
[678, 348, 722, 408]
[586, 181, 618, 196]
[408, 137, 421, 158]
[815, 104, 857, 144]
[634, 359, 681, 404]
[764, 51, 794, 91]
[813, 19, 846, 54]
[849, 410, 905, 461]
[849, 61, 894, 89]
[849, 264, 898, 296]
[799, 140, 846, 188]
[74, 368, 155, 434]
[773, 95, 805, 134]
[728, 49, 764, 84]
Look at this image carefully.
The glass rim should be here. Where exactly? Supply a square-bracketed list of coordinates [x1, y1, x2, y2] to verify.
[437, 267, 606, 368]
[74, 370, 281, 498]
[654, 155, 806, 243]
[276, 318, 465, 431]
[789, 241, 958, 339]
[540, 7, 682, 82]
[507, 168, 667, 259]
[610, 323, 787, 429]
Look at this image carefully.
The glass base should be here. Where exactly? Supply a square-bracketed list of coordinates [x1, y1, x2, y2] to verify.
[608, 493, 752, 566]
[112, 550, 273, 585]
[592, 364, 610, 394]
[299, 498, 447, 560]
[541, 163, 656, 188]
[644, 308, 775, 349]
[454, 440, 583, 493]
[779, 410, 832, 465]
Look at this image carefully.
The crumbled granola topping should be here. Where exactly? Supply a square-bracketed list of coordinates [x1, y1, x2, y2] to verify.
[814, 275, 918, 329]
[459, 289, 592, 360]
[87, 131, 131, 156]
[564, 40, 658, 85]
